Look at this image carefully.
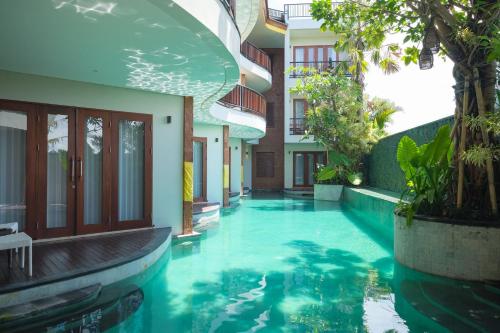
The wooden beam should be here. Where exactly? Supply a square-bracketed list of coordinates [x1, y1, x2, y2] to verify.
[183, 96, 194, 234]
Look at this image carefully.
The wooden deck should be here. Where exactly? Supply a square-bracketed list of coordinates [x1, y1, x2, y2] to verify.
[0, 228, 171, 295]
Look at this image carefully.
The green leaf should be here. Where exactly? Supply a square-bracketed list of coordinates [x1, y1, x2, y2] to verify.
[397, 136, 418, 165]
[316, 166, 336, 182]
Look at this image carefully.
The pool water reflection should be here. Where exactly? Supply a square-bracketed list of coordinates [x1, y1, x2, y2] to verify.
[109, 193, 500, 332]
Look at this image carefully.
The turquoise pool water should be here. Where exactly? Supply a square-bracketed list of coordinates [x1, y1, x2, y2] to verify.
[107, 193, 499, 332]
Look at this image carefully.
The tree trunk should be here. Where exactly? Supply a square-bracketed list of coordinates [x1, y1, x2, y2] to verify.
[451, 62, 499, 219]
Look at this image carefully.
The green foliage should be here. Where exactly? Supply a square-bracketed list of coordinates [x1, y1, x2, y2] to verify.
[315, 152, 363, 186]
[395, 125, 454, 225]
[461, 111, 500, 167]
[316, 166, 337, 182]
[311, 0, 499, 72]
[312, 0, 403, 82]
[290, 69, 398, 186]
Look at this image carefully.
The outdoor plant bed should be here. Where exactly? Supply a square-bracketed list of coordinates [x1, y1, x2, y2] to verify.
[313, 184, 344, 201]
[394, 213, 500, 281]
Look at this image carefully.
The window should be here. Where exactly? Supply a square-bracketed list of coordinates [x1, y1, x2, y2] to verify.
[266, 102, 275, 128]
[293, 99, 307, 118]
[112, 112, 152, 230]
[256, 152, 275, 178]
[294, 47, 304, 63]
[193, 137, 207, 202]
[0, 109, 28, 231]
[293, 152, 326, 187]
[291, 100, 307, 135]
[0, 99, 153, 238]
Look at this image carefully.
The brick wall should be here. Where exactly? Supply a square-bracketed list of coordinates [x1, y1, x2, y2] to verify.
[252, 48, 285, 190]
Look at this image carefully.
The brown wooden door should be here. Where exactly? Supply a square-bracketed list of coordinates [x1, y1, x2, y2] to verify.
[75, 109, 111, 234]
[37, 105, 76, 238]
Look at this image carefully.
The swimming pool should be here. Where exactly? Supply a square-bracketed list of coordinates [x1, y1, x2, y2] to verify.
[104, 193, 500, 332]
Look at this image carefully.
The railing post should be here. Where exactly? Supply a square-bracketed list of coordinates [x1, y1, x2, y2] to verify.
[240, 85, 243, 112]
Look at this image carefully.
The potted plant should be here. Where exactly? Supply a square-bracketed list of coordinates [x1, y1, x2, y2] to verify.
[394, 124, 500, 281]
[314, 151, 363, 201]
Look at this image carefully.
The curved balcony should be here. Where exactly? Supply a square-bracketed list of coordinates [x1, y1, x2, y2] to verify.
[218, 84, 266, 118]
[241, 42, 271, 72]
[240, 42, 272, 92]
[234, 0, 260, 41]
[206, 84, 266, 139]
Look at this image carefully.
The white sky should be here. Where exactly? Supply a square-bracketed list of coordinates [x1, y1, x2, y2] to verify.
[268, 0, 455, 134]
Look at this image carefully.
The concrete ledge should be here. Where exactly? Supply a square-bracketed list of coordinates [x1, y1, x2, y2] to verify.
[342, 187, 399, 245]
[193, 202, 220, 227]
[314, 184, 343, 201]
[0, 230, 171, 307]
[394, 214, 500, 281]
[283, 188, 314, 199]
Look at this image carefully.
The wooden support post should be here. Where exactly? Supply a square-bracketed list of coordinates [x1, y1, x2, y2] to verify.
[241, 141, 245, 195]
[457, 76, 469, 209]
[183, 96, 194, 234]
[472, 68, 498, 215]
[223, 125, 230, 207]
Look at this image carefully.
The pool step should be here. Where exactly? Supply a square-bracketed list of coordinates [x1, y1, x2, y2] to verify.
[0, 284, 144, 332]
[0, 284, 101, 329]
[401, 280, 500, 332]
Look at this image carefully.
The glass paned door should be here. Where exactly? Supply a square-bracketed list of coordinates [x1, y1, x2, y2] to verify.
[0, 110, 28, 231]
[294, 153, 305, 186]
[193, 139, 206, 202]
[118, 120, 145, 221]
[294, 152, 326, 187]
[38, 106, 76, 238]
[76, 109, 110, 234]
[307, 153, 315, 185]
[112, 112, 152, 230]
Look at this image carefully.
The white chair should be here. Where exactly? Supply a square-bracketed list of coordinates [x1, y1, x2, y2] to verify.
[0, 232, 32, 276]
[0, 222, 19, 253]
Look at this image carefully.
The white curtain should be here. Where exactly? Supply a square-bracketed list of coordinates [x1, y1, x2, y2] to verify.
[294, 153, 304, 185]
[0, 110, 27, 231]
[118, 120, 144, 221]
[46, 114, 69, 229]
[84, 117, 103, 225]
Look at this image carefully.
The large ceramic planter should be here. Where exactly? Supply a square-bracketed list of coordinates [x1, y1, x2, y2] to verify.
[313, 184, 344, 201]
[394, 214, 500, 281]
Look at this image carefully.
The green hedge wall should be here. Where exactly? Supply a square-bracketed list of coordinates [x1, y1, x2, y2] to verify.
[367, 116, 454, 193]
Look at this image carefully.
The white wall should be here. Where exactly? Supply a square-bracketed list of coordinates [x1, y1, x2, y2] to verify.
[229, 138, 242, 193]
[284, 27, 347, 144]
[0, 70, 185, 234]
[243, 143, 252, 190]
[284, 143, 325, 188]
[193, 123, 223, 203]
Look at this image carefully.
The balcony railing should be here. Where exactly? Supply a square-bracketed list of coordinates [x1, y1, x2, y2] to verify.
[284, 2, 340, 19]
[290, 117, 306, 135]
[219, 0, 236, 18]
[268, 8, 285, 23]
[289, 61, 350, 78]
[219, 0, 240, 35]
[218, 84, 267, 119]
[241, 41, 272, 73]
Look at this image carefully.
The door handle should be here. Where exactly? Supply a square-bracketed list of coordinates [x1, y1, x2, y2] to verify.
[79, 159, 83, 178]
[71, 158, 75, 182]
